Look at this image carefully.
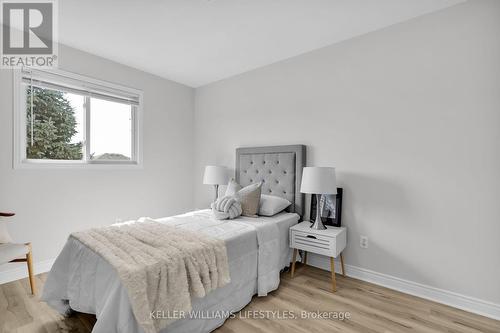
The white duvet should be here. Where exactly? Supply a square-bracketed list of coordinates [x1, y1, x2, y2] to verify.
[42, 210, 299, 333]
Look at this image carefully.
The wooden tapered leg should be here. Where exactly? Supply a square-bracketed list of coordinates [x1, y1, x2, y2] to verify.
[25, 243, 36, 295]
[340, 252, 346, 277]
[330, 257, 337, 292]
[302, 251, 308, 265]
[291, 248, 298, 278]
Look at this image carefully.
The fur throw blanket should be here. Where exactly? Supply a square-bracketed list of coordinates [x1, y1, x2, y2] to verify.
[211, 195, 242, 220]
[71, 218, 230, 333]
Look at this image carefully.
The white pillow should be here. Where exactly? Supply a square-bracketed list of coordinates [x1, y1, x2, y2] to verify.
[225, 179, 242, 196]
[258, 195, 291, 216]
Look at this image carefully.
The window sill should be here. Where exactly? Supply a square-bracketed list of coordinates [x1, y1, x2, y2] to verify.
[14, 159, 143, 170]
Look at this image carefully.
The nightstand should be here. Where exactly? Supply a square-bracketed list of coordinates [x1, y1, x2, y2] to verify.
[290, 221, 347, 292]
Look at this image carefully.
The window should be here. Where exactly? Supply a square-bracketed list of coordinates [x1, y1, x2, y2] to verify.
[14, 68, 142, 168]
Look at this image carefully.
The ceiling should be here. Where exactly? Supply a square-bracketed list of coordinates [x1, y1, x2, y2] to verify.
[59, 0, 465, 87]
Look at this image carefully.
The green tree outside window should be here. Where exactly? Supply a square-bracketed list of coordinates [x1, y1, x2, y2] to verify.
[26, 87, 83, 160]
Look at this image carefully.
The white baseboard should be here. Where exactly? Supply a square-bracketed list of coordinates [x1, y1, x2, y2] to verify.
[306, 254, 500, 321]
[0, 258, 55, 285]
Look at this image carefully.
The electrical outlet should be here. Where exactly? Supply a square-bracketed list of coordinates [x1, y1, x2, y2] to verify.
[360, 236, 369, 248]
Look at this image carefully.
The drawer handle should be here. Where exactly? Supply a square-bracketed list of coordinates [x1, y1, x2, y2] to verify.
[306, 235, 317, 239]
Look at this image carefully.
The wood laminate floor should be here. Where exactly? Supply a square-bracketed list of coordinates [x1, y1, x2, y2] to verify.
[1, 264, 499, 333]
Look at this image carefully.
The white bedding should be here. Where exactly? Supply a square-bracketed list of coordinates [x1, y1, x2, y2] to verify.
[42, 210, 299, 333]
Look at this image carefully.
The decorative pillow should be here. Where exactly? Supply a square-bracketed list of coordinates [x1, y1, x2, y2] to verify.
[235, 182, 262, 217]
[225, 179, 242, 196]
[259, 195, 291, 216]
[211, 195, 242, 220]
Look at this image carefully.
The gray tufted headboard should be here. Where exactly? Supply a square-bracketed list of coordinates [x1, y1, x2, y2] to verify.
[235, 145, 306, 217]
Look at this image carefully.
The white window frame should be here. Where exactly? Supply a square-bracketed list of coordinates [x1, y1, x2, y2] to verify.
[13, 68, 143, 169]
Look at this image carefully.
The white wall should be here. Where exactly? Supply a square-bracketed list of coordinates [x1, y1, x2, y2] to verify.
[0, 45, 195, 274]
[194, 0, 500, 306]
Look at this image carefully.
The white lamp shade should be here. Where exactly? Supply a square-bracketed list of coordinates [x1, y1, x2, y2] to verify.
[203, 165, 228, 185]
[300, 167, 337, 194]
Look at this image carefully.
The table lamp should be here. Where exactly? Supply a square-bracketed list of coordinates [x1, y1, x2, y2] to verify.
[203, 165, 228, 202]
[300, 167, 337, 230]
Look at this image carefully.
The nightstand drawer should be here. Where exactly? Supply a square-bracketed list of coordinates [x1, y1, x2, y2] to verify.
[291, 230, 335, 256]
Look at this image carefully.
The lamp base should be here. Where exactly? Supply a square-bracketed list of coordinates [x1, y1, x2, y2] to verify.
[212, 184, 219, 203]
[310, 194, 327, 230]
[310, 218, 327, 230]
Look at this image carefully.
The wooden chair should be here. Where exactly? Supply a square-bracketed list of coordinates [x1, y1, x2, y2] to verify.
[0, 212, 36, 294]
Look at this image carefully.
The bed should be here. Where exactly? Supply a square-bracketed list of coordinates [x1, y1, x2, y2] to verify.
[42, 145, 306, 333]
